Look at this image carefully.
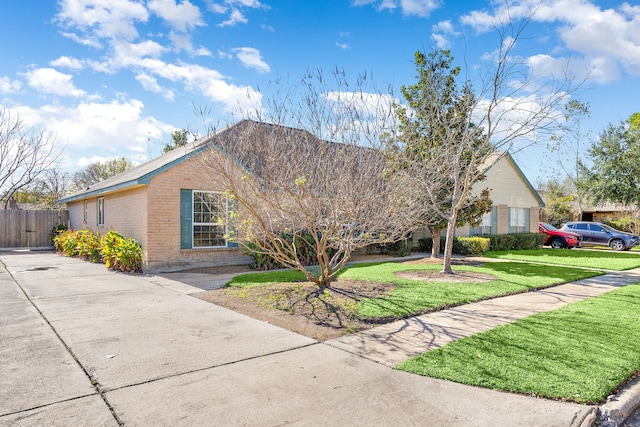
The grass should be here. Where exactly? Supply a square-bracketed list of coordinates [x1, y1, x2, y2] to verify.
[397, 282, 640, 404]
[486, 248, 640, 270]
[227, 261, 604, 321]
[342, 262, 603, 319]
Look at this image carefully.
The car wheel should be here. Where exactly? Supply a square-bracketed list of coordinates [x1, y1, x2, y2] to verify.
[550, 237, 565, 249]
[610, 238, 626, 251]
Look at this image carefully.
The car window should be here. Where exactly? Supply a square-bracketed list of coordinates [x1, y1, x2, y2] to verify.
[590, 224, 604, 232]
[575, 223, 588, 230]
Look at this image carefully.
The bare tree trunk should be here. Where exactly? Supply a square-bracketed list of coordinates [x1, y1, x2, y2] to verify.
[429, 225, 441, 258]
[441, 219, 456, 274]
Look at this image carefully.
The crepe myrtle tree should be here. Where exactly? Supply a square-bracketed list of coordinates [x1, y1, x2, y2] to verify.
[198, 71, 415, 290]
[385, 12, 578, 274]
[0, 108, 60, 209]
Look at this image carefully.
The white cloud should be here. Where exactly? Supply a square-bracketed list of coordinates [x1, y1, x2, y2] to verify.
[218, 9, 248, 26]
[147, 0, 203, 32]
[135, 73, 175, 100]
[56, 0, 149, 40]
[461, 0, 640, 82]
[115, 56, 262, 112]
[0, 76, 22, 93]
[13, 99, 173, 156]
[430, 33, 449, 49]
[50, 56, 84, 70]
[233, 47, 270, 73]
[193, 46, 213, 56]
[59, 31, 102, 48]
[24, 68, 87, 98]
[352, 0, 440, 17]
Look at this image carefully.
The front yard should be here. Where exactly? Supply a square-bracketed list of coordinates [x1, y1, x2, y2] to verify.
[193, 252, 604, 340]
[191, 248, 640, 404]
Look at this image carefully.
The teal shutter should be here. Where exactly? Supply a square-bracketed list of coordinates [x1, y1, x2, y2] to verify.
[227, 196, 239, 248]
[507, 208, 512, 233]
[180, 189, 192, 249]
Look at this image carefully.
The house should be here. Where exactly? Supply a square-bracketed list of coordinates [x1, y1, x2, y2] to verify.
[464, 153, 544, 236]
[60, 121, 544, 272]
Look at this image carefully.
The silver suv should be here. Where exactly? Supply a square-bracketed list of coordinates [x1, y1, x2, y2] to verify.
[560, 221, 640, 251]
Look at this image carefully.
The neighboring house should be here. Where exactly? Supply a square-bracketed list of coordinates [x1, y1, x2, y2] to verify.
[460, 153, 544, 237]
[579, 202, 635, 223]
[60, 121, 543, 272]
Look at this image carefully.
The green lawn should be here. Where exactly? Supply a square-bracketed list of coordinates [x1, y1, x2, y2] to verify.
[228, 260, 604, 321]
[486, 248, 640, 270]
[397, 283, 640, 404]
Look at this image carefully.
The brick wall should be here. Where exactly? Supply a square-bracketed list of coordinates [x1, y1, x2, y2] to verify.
[144, 155, 248, 273]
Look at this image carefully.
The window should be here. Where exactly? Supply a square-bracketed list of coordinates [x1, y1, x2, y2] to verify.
[509, 207, 529, 233]
[473, 212, 493, 235]
[472, 206, 497, 235]
[193, 191, 226, 247]
[84, 200, 88, 222]
[97, 197, 104, 226]
[180, 189, 238, 249]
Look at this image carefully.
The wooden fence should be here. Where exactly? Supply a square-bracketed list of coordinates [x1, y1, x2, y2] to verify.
[0, 210, 69, 249]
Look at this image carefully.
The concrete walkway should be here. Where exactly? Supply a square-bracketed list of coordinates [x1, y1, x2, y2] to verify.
[1, 250, 629, 426]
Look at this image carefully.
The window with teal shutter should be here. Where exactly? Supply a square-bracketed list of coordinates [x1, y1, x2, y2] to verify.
[180, 189, 238, 249]
[180, 189, 193, 249]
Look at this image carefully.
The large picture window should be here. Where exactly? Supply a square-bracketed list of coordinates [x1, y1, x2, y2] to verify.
[180, 189, 238, 249]
[192, 191, 227, 248]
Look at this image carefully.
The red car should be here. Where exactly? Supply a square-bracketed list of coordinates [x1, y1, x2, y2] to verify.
[539, 222, 583, 249]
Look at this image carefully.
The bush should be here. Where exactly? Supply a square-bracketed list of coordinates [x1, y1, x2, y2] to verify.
[53, 229, 78, 257]
[417, 236, 490, 255]
[49, 223, 68, 246]
[53, 228, 142, 272]
[453, 237, 490, 255]
[488, 233, 545, 251]
[418, 233, 544, 253]
[100, 230, 142, 272]
[75, 229, 102, 263]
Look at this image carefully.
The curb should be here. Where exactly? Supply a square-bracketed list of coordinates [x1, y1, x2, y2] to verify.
[598, 376, 640, 426]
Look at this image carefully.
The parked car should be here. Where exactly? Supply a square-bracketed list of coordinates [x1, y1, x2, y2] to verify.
[538, 222, 583, 249]
[560, 221, 640, 251]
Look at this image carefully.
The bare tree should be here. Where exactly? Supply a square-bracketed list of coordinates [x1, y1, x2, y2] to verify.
[198, 71, 414, 289]
[0, 108, 60, 209]
[546, 100, 591, 220]
[18, 167, 72, 209]
[386, 12, 577, 274]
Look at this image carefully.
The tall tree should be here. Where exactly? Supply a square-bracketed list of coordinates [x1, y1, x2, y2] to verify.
[73, 157, 134, 189]
[0, 108, 60, 208]
[386, 50, 492, 259]
[578, 113, 640, 209]
[385, 13, 576, 274]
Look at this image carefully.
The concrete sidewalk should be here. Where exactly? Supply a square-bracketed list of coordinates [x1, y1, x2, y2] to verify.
[0, 251, 610, 426]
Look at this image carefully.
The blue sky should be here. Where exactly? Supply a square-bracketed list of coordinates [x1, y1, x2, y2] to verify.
[1, 0, 639, 186]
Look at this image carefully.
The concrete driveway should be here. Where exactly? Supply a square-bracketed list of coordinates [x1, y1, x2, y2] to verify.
[1, 251, 597, 426]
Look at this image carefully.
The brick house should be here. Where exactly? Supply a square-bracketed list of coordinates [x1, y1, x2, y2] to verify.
[60, 120, 543, 272]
